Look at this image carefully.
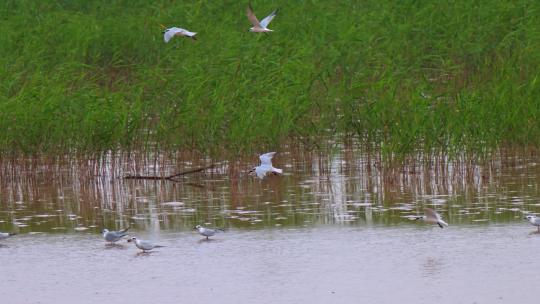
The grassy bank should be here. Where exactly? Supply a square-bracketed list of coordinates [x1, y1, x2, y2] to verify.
[0, 0, 539, 156]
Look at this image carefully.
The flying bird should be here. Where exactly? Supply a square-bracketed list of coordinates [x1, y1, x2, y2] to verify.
[127, 237, 165, 252]
[414, 208, 449, 228]
[249, 152, 283, 179]
[194, 225, 224, 239]
[101, 227, 130, 243]
[247, 4, 277, 33]
[163, 27, 197, 42]
[0, 232, 16, 240]
[524, 215, 540, 232]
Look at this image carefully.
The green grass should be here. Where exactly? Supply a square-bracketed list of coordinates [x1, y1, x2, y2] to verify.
[0, 0, 539, 156]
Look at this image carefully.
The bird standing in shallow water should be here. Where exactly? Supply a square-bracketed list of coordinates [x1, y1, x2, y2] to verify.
[127, 237, 165, 252]
[414, 208, 449, 228]
[524, 215, 540, 231]
[249, 152, 283, 179]
[101, 227, 130, 243]
[194, 225, 224, 239]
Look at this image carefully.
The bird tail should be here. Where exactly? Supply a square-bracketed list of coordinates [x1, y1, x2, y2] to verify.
[155, 245, 166, 248]
[8, 233, 17, 236]
[272, 168, 283, 174]
[120, 227, 130, 233]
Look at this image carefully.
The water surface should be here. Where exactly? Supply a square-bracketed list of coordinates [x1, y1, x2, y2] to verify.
[1, 146, 539, 303]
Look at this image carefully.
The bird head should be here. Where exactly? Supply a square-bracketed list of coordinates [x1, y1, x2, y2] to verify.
[194, 225, 202, 230]
[127, 237, 137, 243]
[160, 23, 167, 33]
[525, 215, 535, 220]
[101, 229, 109, 234]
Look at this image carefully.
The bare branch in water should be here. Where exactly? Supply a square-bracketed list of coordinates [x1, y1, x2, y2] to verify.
[123, 164, 214, 181]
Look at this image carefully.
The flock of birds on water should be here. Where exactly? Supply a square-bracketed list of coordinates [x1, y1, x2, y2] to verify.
[1, 150, 540, 252]
[1, 4, 540, 250]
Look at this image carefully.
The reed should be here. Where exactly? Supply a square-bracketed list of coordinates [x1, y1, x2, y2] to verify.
[0, 0, 538, 156]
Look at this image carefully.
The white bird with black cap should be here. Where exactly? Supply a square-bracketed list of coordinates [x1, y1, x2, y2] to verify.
[247, 3, 277, 33]
[163, 27, 197, 42]
[127, 237, 165, 252]
[524, 215, 540, 232]
[249, 152, 283, 179]
[414, 208, 449, 228]
[101, 227, 130, 243]
[194, 225, 224, 240]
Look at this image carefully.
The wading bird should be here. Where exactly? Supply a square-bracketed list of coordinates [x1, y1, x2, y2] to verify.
[524, 215, 540, 232]
[249, 152, 283, 179]
[414, 208, 449, 228]
[0, 232, 16, 240]
[127, 237, 165, 252]
[247, 3, 277, 33]
[101, 227, 130, 243]
[163, 27, 197, 42]
[194, 225, 224, 240]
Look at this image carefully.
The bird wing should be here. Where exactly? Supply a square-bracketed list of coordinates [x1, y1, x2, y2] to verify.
[164, 27, 182, 43]
[139, 240, 154, 250]
[259, 152, 277, 166]
[247, 4, 262, 28]
[181, 30, 197, 37]
[424, 208, 438, 220]
[203, 229, 216, 236]
[259, 9, 277, 28]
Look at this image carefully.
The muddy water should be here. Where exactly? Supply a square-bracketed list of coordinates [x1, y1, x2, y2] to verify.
[1, 147, 540, 303]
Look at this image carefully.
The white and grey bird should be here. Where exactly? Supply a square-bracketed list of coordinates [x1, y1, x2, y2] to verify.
[101, 227, 130, 243]
[249, 152, 283, 179]
[194, 225, 224, 239]
[163, 27, 197, 43]
[0, 232, 16, 240]
[524, 215, 540, 231]
[127, 237, 165, 252]
[247, 4, 277, 33]
[414, 208, 449, 228]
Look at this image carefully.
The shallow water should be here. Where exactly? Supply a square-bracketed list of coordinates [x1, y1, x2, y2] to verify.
[1, 147, 540, 303]
[1, 225, 538, 304]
